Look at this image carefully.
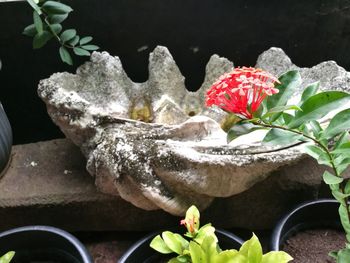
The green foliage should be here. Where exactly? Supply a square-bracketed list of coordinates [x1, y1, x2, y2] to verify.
[24, 0, 99, 65]
[150, 206, 292, 263]
[224, 69, 350, 263]
[0, 251, 15, 263]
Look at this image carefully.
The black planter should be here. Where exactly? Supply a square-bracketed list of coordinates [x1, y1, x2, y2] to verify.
[0, 225, 93, 263]
[119, 229, 244, 263]
[0, 60, 12, 177]
[270, 199, 341, 251]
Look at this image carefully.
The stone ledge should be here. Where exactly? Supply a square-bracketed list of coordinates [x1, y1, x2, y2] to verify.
[0, 139, 331, 231]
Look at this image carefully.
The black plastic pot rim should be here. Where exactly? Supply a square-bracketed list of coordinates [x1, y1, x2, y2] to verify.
[270, 198, 339, 251]
[0, 225, 92, 263]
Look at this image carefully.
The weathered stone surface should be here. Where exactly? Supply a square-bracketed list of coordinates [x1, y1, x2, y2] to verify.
[0, 139, 334, 231]
[38, 46, 350, 216]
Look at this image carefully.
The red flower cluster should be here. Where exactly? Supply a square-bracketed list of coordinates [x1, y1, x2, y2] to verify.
[206, 67, 280, 119]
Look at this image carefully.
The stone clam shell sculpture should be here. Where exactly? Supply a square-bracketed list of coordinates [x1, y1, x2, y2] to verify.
[38, 46, 350, 215]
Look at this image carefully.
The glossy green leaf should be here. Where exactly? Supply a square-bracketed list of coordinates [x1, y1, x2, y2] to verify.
[81, 44, 99, 51]
[26, 0, 42, 15]
[48, 14, 68, 24]
[68, 35, 80, 46]
[79, 36, 93, 45]
[323, 171, 343, 184]
[33, 11, 43, 34]
[288, 91, 350, 129]
[189, 241, 207, 263]
[263, 128, 302, 146]
[59, 46, 73, 65]
[309, 120, 322, 139]
[337, 248, 350, 263]
[33, 31, 52, 49]
[300, 81, 319, 103]
[332, 142, 350, 155]
[333, 191, 350, 207]
[49, 23, 62, 34]
[339, 204, 350, 239]
[201, 235, 219, 262]
[345, 181, 350, 195]
[213, 251, 243, 263]
[162, 231, 183, 255]
[334, 132, 350, 149]
[261, 251, 293, 263]
[262, 105, 302, 119]
[150, 235, 173, 254]
[227, 122, 264, 143]
[322, 108, 350, 139]
[239, 234, 262, 263]
[303, 145, 331, 166]
[73, 47, 90, 56]
[194, 224, 217, 245]
[23, 24, 37, 37]
[60, 29, 76, 43]
[266, 70, 301, 121]
[42, 1, 73, 14]
[183, 205, 200, 237]
[0, 251, 15, 263]
[282, 113, 293, 125]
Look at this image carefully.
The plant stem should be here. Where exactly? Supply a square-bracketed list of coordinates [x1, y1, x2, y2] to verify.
[252, 120, 350, 239]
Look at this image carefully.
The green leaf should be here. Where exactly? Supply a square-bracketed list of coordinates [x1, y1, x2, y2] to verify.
[79, 36, 93, 45]
[48, 14, 68, 24]
[49, 23, 62, 34]
[329, 251, 338, 259]
[303, 145, 331, 166]
[0, 251, 15, 263]
[81, 44, 99, 51]
[334, 132, 350, 150]
[73, 47, 90, 56]
[323, 171, 343, 184]
[42, 1, 73, 14]
[59, 46, 73, 65]
[345, 181, 350, 195]
[332, 191, 350, 206]
[23, 24, 37, 37]
[194, 224, 217, 245]
[337, 248, 350, 263]
[26, 0, 42, 15]
[60, 29, 76, 43]
[309, 120, 322, 139]
[339, 205, 350, 240]
[162, 231, 183, 255]
[282, 113, 293, 125]
[239, 234, 263, 263]
[263, 128, 302, 146]
[288, 91, 350, 129]
[213, 250, 243, 263]
[201, 235, 219, 262]
[261, 105, 302, 119]
[322, 108, 350, 139]
[189, 241, 207, 263]
[183, 205, 200, 236]
[33, 31, 52, 49]
[266, 70, 302, 121]
[33, 11, 43, 34]
[68, 35, 80, 46]
[332, 142, 350, 155]
[261, 251, 293, 263]
[227, 122, 264, 143]
[300, 81, 319, 103]
[150, 235, 173, 254]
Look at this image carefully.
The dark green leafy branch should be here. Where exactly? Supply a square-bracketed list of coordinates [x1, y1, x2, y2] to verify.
[23, 0, 99, 65]
[227, 70, 350, 262]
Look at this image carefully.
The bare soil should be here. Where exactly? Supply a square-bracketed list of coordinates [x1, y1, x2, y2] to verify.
[282, 229, 346, 263]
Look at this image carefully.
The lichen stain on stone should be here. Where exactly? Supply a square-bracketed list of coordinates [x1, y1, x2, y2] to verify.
[129, 99, 153, 123]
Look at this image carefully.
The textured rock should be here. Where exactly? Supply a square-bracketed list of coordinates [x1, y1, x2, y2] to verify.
[38, 46, 350, 215]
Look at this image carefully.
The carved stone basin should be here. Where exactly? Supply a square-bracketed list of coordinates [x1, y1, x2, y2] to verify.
[38, 46, 350, 215]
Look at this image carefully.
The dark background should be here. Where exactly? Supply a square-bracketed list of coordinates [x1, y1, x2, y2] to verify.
[1, 0, 350, 144]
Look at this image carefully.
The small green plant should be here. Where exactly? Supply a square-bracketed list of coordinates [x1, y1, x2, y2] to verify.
[0, 251, 15, 263]
[23, 0, 99, 65]
[150, 205, 292, 263]
[206, 67, 350, 262]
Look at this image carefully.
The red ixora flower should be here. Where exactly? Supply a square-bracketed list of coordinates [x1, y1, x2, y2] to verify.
[206, 67, 280, 119]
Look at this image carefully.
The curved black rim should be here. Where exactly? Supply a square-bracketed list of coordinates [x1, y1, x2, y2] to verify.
[0, 225, 92, 263]
[270, 199, 340, 251]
